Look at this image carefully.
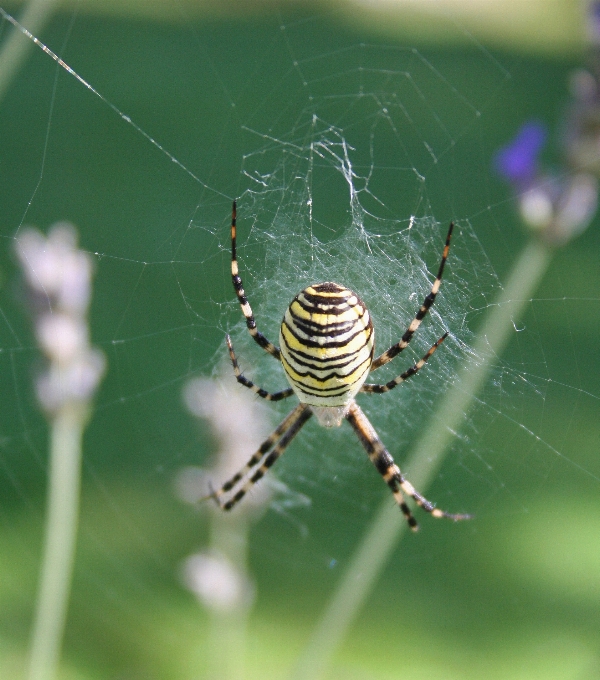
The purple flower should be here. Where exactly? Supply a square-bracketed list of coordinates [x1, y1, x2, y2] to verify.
[494, 121, 547, 187]
[589, 0, 600, 44]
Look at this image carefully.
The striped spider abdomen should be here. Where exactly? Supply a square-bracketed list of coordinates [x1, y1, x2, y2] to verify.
[279, 282, 374, 426]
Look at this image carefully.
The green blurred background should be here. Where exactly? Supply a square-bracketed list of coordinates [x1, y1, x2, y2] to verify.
[0, 1, 599, 678]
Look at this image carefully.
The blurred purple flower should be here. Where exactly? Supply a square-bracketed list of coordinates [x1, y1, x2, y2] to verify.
[494, 121, 547, 187]
[588, 0, 600, 44]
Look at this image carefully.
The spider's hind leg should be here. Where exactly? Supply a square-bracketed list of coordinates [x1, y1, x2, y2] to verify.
[346, 401, 470, 530]
[204, 403, 312, 511]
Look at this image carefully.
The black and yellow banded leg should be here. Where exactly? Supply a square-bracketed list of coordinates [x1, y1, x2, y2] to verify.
[207, 403, 312, 510]
[361, 333, 448, 394]
[231, 200, 281, 360]
[346, 401, 470, 530]
[226, 335, 294, 401]
[371, 222, 454, 371]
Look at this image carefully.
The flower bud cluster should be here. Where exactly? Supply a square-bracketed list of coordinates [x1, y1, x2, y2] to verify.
[175, 368, 277, 612]
[181, 550, 255, 613]
[177, 374, 273, 510]
[494, 3, 600, 246]
[15, 222, 106, 414]
[494, 120, 598, 247]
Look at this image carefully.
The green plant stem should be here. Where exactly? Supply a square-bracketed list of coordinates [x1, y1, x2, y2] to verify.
[206, 510, 251, 680]
[0, 0, 61, 103]
[28, 402, 88, 680]
[291, 237, 553, 680]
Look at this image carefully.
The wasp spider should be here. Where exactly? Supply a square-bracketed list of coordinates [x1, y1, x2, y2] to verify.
[209, 201, 470, 530]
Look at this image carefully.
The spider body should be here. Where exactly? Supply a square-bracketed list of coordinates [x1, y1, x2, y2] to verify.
[279, 282, 374, 421]
[210, 201, 470, 530]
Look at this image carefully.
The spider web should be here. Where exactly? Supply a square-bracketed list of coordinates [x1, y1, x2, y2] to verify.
[0, 4, 598, 679]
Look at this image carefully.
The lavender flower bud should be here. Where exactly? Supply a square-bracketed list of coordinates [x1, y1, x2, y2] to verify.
[181, 551, 255, 612]
[15, 222, 105, 415]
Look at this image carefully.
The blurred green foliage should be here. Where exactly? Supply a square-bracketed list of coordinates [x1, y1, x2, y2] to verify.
[0, 3, 599, 679]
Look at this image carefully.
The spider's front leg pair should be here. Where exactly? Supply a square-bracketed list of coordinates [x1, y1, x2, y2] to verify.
[205, 201, 470, 530]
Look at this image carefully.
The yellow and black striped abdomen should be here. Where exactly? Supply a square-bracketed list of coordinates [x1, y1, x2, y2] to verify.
[279, 282, 374, 408]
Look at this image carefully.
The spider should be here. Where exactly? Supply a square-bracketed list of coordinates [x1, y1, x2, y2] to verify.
[208, 201, 470, 530]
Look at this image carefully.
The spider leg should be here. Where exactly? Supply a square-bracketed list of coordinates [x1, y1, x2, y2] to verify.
[346, 401, 470, 531]
[371, 222, 454, 371]
[231, 200, 281, 360]
[361, 333, 448, 394]
[205, 403, 312, 511]
[226, 335, 294, 401]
